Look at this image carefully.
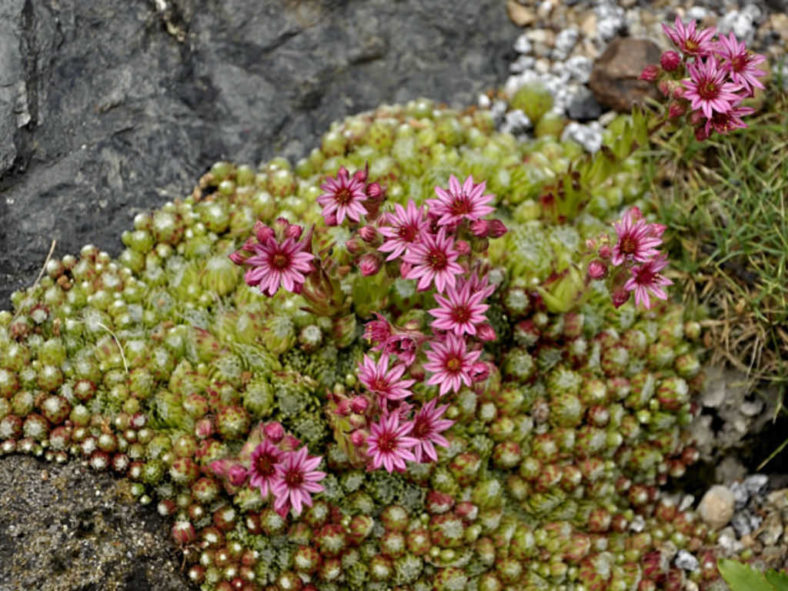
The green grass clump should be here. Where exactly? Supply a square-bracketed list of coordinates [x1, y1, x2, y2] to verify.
[648, 85, 788, 395]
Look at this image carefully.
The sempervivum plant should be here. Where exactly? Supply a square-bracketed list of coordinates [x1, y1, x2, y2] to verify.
[0, 30, 765, 585]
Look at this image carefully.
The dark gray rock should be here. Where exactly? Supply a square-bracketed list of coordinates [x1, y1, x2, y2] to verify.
[567, 87, 602, 122]
[0, 0, 518, 309]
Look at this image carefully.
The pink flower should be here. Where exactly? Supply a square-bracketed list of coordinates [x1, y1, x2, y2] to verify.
[428, 278, 489, 336]
[410, 399, 454, 463]
[366, 414, 418, 473]
[403, 228, 464, 293]
[704, 102, 755, 136]
[682, 57, 742, 119]
[624, 254, 673, 309]
[662, 17, 716, 57]
[715, 33, 766, 94]
[240, 235, 314, 296]
[271, 446, 326, 517]
[317, 167, 368, 224]
[357, 354, 416, 402]
[426, 175, 495, 227]
[378, 201, 429, 261]
[424, 334, 482, 396]
[611, 209, 663, 267]
[248, 439, 283, 497]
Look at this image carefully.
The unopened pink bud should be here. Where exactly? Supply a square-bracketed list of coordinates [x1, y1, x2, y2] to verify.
[350, 396, 369, 414]
[586, 238, 597, 250]
[353, 167, 368, 184]
[285, 224, 303, 240]
[334, 399, 352, 416]
[660, 50, 681, 72]
[668, 101, 686, 119]
[639, 64, 660, 82]
[470, 219, 489, 237]
[359, 225, 379, 244]
[254, 221, 274, 243]
[598, 245, 612, 259]
[345, 237, 362, 254]
[366, 182, 382, 199]
[694, 125, 711, 142]
[477, 323, 497, 342]
[455, 240, 471, 256]
[210, 459, 230, 478]
[657, 80, 672, 97]
[612, 288, 631, 308]
[688, 110, 704, 126]
[470, 361, 490, 382]
[487, 219, 508, 238]
[350, 430, 367, 447]
[323, 212, 338, 226]
[587, 260, 607, 280]
[263, 421, 285, 443]
[228, 464, 248, 487]
[359, 253, 382, 276]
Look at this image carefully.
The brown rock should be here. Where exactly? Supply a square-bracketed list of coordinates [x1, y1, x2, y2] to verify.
[507, 0, 536, 27]
[588, 37, 662, 112]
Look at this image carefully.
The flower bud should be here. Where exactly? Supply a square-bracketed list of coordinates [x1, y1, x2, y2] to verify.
[668, 101, 686, 118]
[359, 253, 383, 276]
[263, 421, 285, 442]
[660, 50, 681, 71]
[253, 221, 274, 243]
[477, 324, 497, 342]
[227, 464, 248, 487]
[598, 244, 612, 259]
[345, 237, 362, 254]
[359, 225, 380, 244]
[350, 396, 369, 414]
[455, 240, 471, 256]
[487, 219, 508, 238]
[587, 260, 607, 280]
[334, 399, 352, 416]
[612, 288, 630, 308]
[350, 430, 367, 447]
[639, 64, 660, 82]
[694, 125, 711, 142]
[471, 220, 489, 237]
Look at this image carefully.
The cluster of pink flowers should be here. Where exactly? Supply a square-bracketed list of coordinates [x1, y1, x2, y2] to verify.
[210, 422, 326, 517]
[640, 17, 766, 140]
[586, 207, 672, 309]
[320, 173, 507, 473]
[230, 168, 507, 475]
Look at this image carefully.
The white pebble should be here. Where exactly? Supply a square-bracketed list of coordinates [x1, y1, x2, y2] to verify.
[697, 485, 735, 529]
[514, 33, 532, 54]
[675, 550, 700, 572]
